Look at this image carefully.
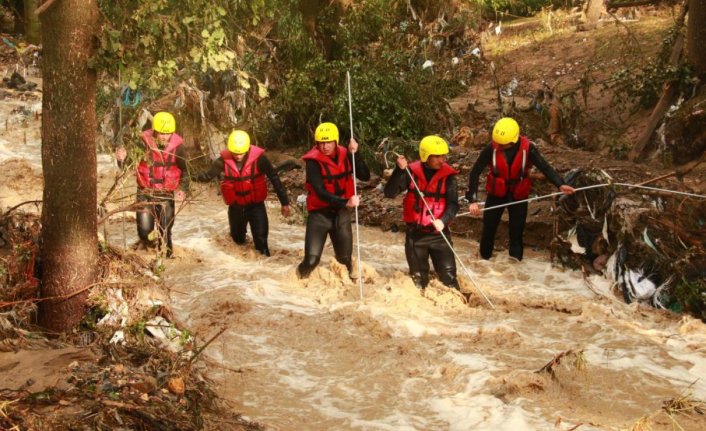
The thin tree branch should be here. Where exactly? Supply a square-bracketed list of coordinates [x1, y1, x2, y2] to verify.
[34, 0, 58, 16]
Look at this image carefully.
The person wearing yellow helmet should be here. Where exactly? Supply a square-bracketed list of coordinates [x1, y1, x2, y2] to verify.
[384, 135, 460, 290]
[296, 122, 371, 279]
[466, 117, 575, 260]
[194, 130, 291, 256]
[115, 111, 189, 258]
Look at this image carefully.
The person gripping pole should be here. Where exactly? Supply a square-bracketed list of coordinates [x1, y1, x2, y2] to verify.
[384, 136, 460, 290]
[297, 122, 371, 279]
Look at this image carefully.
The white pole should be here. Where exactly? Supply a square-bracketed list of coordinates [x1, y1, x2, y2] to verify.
[347, 71, 364, 300]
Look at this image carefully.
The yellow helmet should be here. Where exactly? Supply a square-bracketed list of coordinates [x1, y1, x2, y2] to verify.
[314, 122, 339, 144]
[419, 135, 449, 162]
[227, 130, 251, 154]
[492, 117, 520, 145]
[152, 112, 176, 134]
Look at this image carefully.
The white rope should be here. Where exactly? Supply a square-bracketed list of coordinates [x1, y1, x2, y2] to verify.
[394, 152, 495, 309]
[455, 182, 705, 218]
[347, 71, 364, 300]
[456, 183, 611, 217]
[614, 183, 706, 199]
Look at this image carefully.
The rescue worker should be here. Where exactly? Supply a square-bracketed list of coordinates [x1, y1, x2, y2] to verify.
[115, 111, 188, 258]
[467, 117, 575, 260]
[296, 122, 370, 279]
[384, 136, 459, 290]
[194, 130, 290, 256]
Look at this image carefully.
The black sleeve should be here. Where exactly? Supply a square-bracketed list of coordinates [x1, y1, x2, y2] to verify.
[465, 145, 493, 202]
[348, 152, 371, 181]
[529, 143, 565, 188]
[175, 145, 190, 192]
[258, 156, 290, 206]
[194, 157, 225, 182]
[383, 167, 411, 198]
[305, 160, 348, 207]
[440, 175, 459, 224]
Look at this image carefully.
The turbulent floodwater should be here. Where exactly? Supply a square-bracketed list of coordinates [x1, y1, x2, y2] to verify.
[2, 103, 706, 431]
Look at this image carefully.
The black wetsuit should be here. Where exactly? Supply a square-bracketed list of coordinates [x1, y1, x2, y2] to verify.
[384, 164, 459, 289]
[466, 141, 565, 260]
[195, 152, 289, 256]
[297, 151, 370, 278]
[120, 142, 189, 257]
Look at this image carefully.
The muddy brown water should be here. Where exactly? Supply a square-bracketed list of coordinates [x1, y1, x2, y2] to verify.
[144, 189, 705, 431]
[2, 107, 705, 430]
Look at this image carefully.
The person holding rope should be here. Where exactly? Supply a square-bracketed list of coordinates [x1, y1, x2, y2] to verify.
[296, 122, 370, 279]
[466, 117, 575, 261]
[193, 130, 291, 256]
[115, 111, 188, 258]
[384, 136, 460, 290]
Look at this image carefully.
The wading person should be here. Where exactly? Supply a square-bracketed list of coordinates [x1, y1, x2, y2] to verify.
[466, 117, 575, 260]
[384, 135, 460, 290]
[194, 130, 290, 256]
[296, 122, 370, 279]
[116, 111, 188, 258]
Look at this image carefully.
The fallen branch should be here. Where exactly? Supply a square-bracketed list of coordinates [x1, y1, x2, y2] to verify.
[0, 200, 42, 219]
[535, 349, 586, 380]
[97, 201, 166, 225]
[0, 281, 126, 308]
[638, 150, 706, 186]
[629, 0, 689, 161]
[189, 326, 228, 364]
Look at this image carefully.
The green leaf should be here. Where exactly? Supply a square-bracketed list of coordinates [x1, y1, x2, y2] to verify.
[257, 82, 269, 99]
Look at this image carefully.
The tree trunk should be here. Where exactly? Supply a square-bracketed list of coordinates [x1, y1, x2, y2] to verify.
[38, 0, 99, 332]
[687, 0, 706, 76]
[23, 0, 40, 44]
[584, 0, 606, 28]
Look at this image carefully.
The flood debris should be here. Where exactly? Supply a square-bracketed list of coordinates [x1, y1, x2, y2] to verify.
[625, 391, 705, 431]
[535, 349, 587, 381]
[0, 209, 261, 431]
[552, 168, 706, 319]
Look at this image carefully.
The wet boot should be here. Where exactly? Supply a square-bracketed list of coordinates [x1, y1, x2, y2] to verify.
[444, 279, 460, 291]
[337, 257, 355, 279]
[297, 255, 320, 279]
[257, 246, 271, 257]
[411, 272, 429, 289]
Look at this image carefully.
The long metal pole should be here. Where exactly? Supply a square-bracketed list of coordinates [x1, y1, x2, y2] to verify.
[347, 71, 364, 300]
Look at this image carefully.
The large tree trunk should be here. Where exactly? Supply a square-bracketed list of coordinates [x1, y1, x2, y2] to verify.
[38, 0, 99, 332]
[687, 0, 706, 75]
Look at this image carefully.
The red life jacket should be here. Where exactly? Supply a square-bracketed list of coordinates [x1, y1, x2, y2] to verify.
[219, 146, 268, 206]
[485, 136, 533, 200]
[136, 130, 184, 192]
[301, 145, 354, 211]
[402, 161, 458, 228]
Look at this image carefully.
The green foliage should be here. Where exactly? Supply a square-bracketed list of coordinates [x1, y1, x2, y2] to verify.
[606, 26, 694, 110]
[477, 0, 555, 19]
[96, 1, 240, 91]
[81, 306, 108, 330]
[607, 138, 630, 160]
[265, 0, 465, 155]
[673, 277, 706, 321]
